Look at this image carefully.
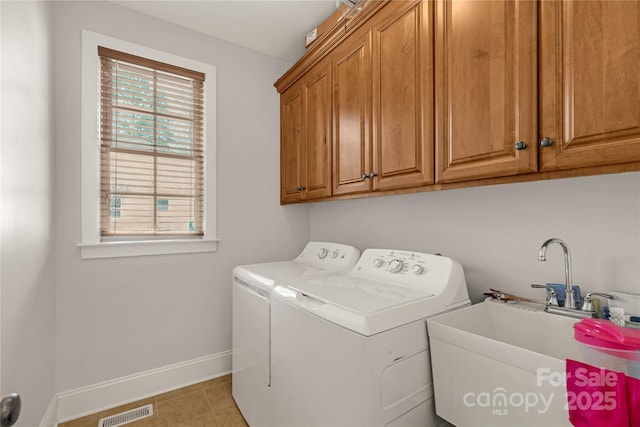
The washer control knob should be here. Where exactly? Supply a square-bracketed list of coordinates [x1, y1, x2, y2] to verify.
[411, 264, 424, 275]
[330, 250, 339, 259]
[389, 259, 404, 273]
[318, 248, 329, 259]
[373, 258, 384, 268]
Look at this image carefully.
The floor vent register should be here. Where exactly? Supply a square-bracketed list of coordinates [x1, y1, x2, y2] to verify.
[97, 404, 154, 427]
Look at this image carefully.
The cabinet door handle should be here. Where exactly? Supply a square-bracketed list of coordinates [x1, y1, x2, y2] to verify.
[362, 172, 378, 180]
[296, 186, 306, 192]
[540, 137, 553, 147]
[515, 141, 527, 151]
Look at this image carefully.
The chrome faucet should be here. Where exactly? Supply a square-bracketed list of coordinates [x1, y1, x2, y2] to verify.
[538, 238, 576, 309]
[581, 292, 615, 312]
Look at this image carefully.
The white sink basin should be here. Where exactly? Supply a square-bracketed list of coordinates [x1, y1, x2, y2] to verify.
[427, 299, 582, 427]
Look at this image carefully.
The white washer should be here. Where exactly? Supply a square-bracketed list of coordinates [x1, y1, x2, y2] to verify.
[270, 249, 470, 427]
[232, 242, 360, 426]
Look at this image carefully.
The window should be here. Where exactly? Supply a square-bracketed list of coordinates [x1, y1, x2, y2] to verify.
[99, 47, 205, 238]
[81, 31, 217, 258]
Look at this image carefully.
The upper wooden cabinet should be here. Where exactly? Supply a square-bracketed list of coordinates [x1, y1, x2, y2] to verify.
[332, 30, 372, 196]
[372, 0, 434, 191]
[435, 0, 538, 183]
[276, 0, 640, 204]
[539, 0, 640, 171]
[333, 0, 434, 197]
[280, 60, 332, 203]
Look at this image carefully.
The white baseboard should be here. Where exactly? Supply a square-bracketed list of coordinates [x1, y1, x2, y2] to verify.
[39, 396, 58, 427]
[54, 350, 231, 424]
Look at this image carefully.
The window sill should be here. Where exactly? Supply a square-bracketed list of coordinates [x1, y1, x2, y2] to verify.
[79, 238, 219, 259]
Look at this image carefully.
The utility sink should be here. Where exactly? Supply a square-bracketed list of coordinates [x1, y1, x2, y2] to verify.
[427, 298, 582, 427]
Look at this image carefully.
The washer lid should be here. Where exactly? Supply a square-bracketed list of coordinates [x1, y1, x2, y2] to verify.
[288, 275, 433, 314]
[273, 274, 469, 336]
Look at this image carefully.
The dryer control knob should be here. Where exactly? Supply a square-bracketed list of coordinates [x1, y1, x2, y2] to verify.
[373, 258, 384, 268]
[389, 259, 404, 273]
[318, 248, 329, 259]
[411, 264, 424, 275]
[330, 250, 339, 259]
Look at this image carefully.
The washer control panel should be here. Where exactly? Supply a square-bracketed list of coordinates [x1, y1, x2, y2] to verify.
[354, 249, 461, 292]
[369, 250, 428, 276]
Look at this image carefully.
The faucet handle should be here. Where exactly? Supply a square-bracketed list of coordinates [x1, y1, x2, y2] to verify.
[531, 284, 559, 306]
[580, 292, 615, 312]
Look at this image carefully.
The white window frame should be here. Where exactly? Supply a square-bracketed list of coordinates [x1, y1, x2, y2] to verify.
[80, 30, 218, 259]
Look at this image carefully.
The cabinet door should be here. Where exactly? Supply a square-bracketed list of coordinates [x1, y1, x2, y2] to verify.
[280, 85, 304, 203]
[540, 1, 640, 171]
[333, 32, 372, 196]
[435, 0, 538, 183]
[302, 62, 332, 200]
[372, 0, 434, 191]
[280, 64, 332, 203]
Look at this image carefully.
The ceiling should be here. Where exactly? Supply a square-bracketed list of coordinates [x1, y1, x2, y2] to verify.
[113, 1, 340, 63]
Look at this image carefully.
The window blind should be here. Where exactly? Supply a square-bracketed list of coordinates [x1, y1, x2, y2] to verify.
[98, 46, 205, 238]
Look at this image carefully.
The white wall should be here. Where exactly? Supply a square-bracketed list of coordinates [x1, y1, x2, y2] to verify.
[53, 1, 309, 393]
[1, 1, 57, 425]
[310, 173, 640, 302]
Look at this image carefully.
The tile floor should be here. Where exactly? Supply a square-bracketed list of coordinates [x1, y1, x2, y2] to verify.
[59, 375, 248, 427]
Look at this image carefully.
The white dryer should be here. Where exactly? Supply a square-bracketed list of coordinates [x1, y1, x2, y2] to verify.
[232, 242, 360, 426]
[270, 249, 470, 427]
